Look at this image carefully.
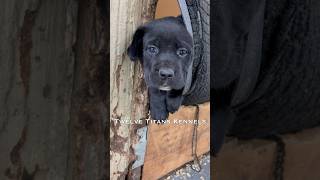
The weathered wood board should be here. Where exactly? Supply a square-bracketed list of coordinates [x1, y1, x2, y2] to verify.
[142, 103, 210, 180]
[0, 0, 109, 179]
[214, 127, 320, 180]
[110, 0, 158, 179]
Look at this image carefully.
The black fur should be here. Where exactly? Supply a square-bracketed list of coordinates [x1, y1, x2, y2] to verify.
[128, 17, 193, 120]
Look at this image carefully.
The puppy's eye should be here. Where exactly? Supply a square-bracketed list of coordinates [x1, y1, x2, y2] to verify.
[177, 48, 189, 57]
[147, 45, 159, 55]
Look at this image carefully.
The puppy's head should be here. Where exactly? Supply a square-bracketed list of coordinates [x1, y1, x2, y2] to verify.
[128, 17, 193, 91]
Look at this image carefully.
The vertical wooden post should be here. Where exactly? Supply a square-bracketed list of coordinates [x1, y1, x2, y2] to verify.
[110, 0, 158, 179]
[0, 1, 78, 179]
[0, 0, 109, 179]
[67, 0, 109, 179]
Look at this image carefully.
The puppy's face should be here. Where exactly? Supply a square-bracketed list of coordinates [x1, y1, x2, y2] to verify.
[128, 17, 193, 91]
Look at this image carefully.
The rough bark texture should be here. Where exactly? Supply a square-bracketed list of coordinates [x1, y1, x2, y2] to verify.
[109, 0, 157, 179]
[67, 0, 109, 180]
[0, 0, 108, 179]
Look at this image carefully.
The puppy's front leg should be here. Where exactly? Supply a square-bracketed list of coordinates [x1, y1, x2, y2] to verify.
[149, 88, 169, 120]
[166, 89, 184, 113]
[212, 106, 235, 155]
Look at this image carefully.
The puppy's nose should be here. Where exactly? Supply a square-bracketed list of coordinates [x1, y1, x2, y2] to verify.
[159, 68, 174, 79]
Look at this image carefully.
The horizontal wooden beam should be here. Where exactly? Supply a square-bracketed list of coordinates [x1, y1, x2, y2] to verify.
[214, 127, 320, 180]
[143, 103, 210, 179]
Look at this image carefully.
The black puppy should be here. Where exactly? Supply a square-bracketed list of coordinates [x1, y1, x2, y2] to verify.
[127, 17, 193, 120]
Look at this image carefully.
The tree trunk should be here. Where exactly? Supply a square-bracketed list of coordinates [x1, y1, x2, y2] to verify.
[0, 0, 108, 179]
[110, 0, 157, 179]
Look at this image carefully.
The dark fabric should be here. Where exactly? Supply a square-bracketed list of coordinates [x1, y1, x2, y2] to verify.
[212, 0, 320, 143]
[230, 0, 320, 138]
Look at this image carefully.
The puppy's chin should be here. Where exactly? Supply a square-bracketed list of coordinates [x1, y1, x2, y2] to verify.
[159, 86, 172, 91]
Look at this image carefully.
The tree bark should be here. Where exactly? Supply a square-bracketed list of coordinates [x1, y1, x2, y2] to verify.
[0, 0, 108, 179]
[67, 0, 109, 180]
[110, 0, 157, 179]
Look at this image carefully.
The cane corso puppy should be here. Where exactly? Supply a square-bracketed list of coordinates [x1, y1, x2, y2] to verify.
[127, 17, 194, 120]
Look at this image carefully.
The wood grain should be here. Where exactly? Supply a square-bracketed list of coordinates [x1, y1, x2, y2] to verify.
[110, 0, 158, 179]
[0, 0, 109, 179]
[142, 103, 210, 180]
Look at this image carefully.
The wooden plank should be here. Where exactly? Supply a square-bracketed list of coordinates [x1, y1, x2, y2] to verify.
[0, 0, 78, 179]
[142, 103, 210, 180]
[0, 0, 110, 179]
[155, 0, 180, 18]
[214, 127, 320, 180]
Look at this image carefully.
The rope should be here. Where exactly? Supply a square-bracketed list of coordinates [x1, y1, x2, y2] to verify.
[191, 104, 201, 172]
[266, 135, 286, 180]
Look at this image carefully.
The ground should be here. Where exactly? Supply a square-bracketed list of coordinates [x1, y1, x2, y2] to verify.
[161, 154, 210, 180]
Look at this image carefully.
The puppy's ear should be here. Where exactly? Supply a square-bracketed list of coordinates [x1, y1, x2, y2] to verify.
[176, 15, 184, 24]
[127, 27, 145, 61]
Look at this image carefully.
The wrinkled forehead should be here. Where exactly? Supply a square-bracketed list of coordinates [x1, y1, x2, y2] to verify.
[143, 21, 192, 48]
[144, 34, 192, 49]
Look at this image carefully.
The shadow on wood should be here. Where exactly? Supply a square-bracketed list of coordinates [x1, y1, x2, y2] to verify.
[214, 127, 320, 180]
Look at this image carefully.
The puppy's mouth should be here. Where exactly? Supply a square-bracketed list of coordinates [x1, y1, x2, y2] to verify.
[158, 80, 173, 91]
[159, 86, 172, 91]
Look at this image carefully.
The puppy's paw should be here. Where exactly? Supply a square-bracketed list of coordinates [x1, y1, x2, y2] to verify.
[150, 109, 169, 120]
[166, 94, 183, 113]
[166, 101, 181, 113]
